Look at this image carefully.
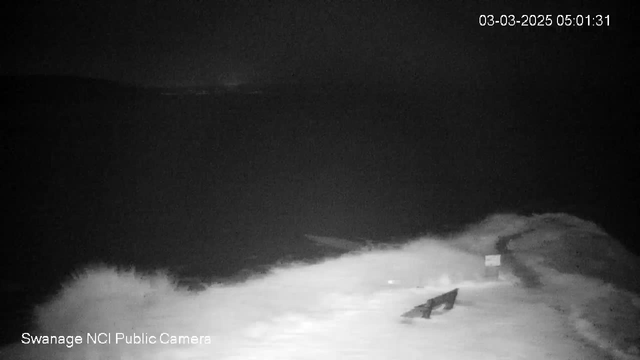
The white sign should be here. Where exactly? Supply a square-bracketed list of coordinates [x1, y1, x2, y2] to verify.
[485, 254, 501, 267]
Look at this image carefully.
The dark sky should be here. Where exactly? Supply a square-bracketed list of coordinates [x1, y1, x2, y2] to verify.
[1, 0, 637, 287]
[2, 0, 631, 87]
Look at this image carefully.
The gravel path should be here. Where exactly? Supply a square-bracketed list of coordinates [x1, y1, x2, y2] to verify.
[495, 229, 542, 288]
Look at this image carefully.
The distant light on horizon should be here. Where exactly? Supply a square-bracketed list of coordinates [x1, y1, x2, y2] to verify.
[218, 72, 247, 89]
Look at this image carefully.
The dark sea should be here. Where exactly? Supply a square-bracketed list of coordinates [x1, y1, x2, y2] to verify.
[2, 83, 636, 344]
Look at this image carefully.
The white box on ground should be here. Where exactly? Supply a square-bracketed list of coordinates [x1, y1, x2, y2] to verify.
[485, 254, 501, 267]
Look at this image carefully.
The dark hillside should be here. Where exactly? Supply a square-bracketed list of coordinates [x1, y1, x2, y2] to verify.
[0, 75, 141, 104]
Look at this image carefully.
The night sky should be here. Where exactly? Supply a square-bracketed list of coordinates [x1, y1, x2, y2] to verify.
[2, 0, 631, 87]
[2, 0, 636, 286]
